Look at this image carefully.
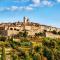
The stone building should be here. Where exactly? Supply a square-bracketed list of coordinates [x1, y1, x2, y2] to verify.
[0, 17, 60, 38]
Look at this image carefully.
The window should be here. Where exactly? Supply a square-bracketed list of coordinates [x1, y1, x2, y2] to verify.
[10, 28, 13, 30]
[17, 29, 19, 31]
[14, 28, 16, 30]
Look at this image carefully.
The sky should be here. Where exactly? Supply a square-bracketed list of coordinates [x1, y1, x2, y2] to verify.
[0, 0, 60, 28]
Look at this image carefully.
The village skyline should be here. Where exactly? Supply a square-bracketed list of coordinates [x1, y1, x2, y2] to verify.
[0, 0, 60, 28]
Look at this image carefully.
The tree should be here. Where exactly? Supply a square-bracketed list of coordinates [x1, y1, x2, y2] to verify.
[58, 31, 60, 35]
[23, 30, 28, 38]
[33, 53, 41, 60]
[43, 47, 52, 60]
[12, 54, 18, 60]
[33, 53, 38, 60]
[17, 30, 28, 38]
[1, 46, 6, 60]
[35, 32, 44, 37]
[34, 46, 41, 53]
[54, 51, 60, 60]
[52, 30, 57, 34]
[42, 38, 57, 60]
[17, 32, 23, 37]
[24, 52, 30, 60]
[0, 36, 6, 42]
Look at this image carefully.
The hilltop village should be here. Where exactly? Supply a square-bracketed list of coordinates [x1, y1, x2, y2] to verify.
[0, 17, 60, 60]
[0, 17, 60, 38]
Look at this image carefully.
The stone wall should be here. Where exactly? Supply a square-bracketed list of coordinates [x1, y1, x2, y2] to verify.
[0, 30, 7, 36]
[7, 30, 19, 36]
[46, 32, 60, 38]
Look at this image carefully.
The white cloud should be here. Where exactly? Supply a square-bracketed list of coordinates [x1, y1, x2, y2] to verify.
[29, 4, 39, 7]
[41, 0, 54, 7]
[29, 0, 54, 7]
[32, 0, 40, 4]
[0, 0, 57, 12]
[13, 0, 29, 2]
[4, 6, 19, 11]
[29, 0, 40, 7]
[10, 6, 18, 11]
[0, 6, 33, 11]
[57, 0, 60, 2]
[31, 0, 40, 7]
[25, 6, 33, 10]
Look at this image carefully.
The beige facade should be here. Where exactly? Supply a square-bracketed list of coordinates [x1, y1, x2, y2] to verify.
[46, 32, 60, 38]
[7, 30, 19, 36]
[0, 17, 60, 38]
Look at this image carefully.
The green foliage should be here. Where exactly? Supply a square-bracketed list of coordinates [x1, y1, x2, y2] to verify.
[33, 54, 38, 60]
[24, 52, 30, 60]
[34, 46, 41, 53]
[58, 31, 60, 35]
[0, 36, 60, 60]
[12, 54, 18, 60]
[54, 51, 60, 60]
[9, 37, 17, 49]
[51, 30, 57, 34]
[1, 46, 6, 60]
[17, 32, 23, 37]
[23, 30, 28, 38]
[20, 41, 32, 46]
[43, 47, 52, 60]
[0, 36, 6, 42]
[43, 38, 56, 48]
[33, 53, 41, 60]
[17, 30, 28, 38]
[35, 32, 44, 36]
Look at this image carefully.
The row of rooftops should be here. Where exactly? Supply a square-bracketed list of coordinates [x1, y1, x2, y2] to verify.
[0, 22, 60, 32]
[0, 16, 60, 30]
[0, 22, 59, 28]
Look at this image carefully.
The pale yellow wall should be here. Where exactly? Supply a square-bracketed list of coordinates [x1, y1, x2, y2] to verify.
[25, 26, 31, 30]
[5, 26, 9, 30]
[7, 30, 19, 36]
[50, 27, 57, 31]
[46, 32, 60, 38]
[31, 26, 40, 30]
[56, 28, 60, 32]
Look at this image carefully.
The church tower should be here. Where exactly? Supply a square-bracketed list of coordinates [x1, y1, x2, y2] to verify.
[23, 16, 29, 25]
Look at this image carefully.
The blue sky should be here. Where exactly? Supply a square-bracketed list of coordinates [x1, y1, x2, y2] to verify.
[0, 0, 60, 28]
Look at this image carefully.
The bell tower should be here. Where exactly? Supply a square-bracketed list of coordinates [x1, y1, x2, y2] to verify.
[23, 16, 29, 25]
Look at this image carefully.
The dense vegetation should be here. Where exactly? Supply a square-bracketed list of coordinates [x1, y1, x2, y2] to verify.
[0, 31, 60, 60]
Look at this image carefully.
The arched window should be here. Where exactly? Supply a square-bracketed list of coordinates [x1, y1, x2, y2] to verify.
[17, 29, 19, 31]
[10, 28, 13, 30]
[14, 28, 16, 30]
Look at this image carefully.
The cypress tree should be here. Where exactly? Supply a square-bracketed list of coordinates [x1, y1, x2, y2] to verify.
[1, 46, 6, 60]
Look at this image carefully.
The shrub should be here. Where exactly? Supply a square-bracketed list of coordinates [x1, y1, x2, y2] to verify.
[52, 30, 57, 34]
[58, 31, 60, 35]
